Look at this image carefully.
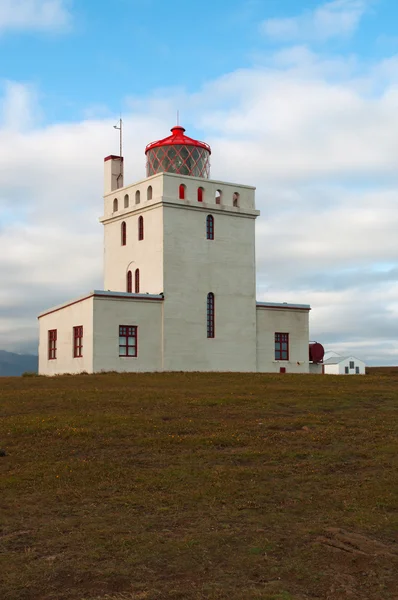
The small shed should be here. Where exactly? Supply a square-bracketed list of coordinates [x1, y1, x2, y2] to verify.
[323, 355, 366, 375]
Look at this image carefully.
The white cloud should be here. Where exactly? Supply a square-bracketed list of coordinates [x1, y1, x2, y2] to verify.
[261, 0, 369, 42]
[1, 43, 398, 364]
[0, 0, 71, 33]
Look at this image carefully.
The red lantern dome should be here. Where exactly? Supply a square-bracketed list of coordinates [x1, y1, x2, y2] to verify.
[145, 126, 211, 179]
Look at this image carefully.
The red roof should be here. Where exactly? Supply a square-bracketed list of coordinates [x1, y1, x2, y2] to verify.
[145, 126, 211, 155]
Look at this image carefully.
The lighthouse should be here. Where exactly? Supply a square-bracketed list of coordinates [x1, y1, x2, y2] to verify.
[38, 124, 313, 375]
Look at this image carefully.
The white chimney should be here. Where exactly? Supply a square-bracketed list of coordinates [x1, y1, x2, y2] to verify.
[104, 155, 124, 195]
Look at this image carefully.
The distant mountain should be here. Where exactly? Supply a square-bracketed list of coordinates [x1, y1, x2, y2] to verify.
[0, 350, 38, 377]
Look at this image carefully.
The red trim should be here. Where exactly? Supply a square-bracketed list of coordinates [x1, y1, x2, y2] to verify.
[279, 367, 286, 374]
[127, 271, 132, 293]
[138, 216, 144, 241]
[198, 187, 204, 202]
[145, 126, 211, 155]
[275, 332, 289, 361]
[135, 268, 140, 294]
[48, 329, 57, 360]
[119, 325, 138, 357]
[104, 155, 124, 162]
[73, 326, 83, 358]
[179, 184, 186, 200]
[38, 293, 164, 319]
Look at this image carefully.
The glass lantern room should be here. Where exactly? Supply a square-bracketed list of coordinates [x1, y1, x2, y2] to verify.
[145, 126, 211, 179]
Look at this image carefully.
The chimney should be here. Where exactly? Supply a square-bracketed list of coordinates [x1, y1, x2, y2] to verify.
[104, 155, 124, 194]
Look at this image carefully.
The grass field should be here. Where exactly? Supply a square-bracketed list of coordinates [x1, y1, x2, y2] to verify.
[1, 371, 398, 600]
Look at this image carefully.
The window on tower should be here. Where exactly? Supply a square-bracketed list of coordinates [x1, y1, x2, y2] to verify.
[179, 184, 186, 200]
[138, 216, 144, 241]
[124, 194, 129, 208]
[135, 268, 140, 293]
[135, 190, 140, 204]
[198, 187, 204, 202]
[207, 293, 215, 338]
[113, 198, 118, 212]
[121, 221, 126, 246]
[147, 185, 153, 201]
[48, 329, 57, 360]
[233, 192, 240, 207]
[215, 189, 222, 204]
[73, 326, 83, 358]
[119, 325, 138, 357]
[206, 215, 214, 240]
[275, 333, 289, 360]
[127, 270, 132, 293]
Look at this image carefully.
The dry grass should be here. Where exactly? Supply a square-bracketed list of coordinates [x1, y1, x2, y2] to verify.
[1, 371, 398, 600]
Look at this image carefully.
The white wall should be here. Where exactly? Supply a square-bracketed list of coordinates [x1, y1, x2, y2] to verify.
[38, 296, 94, 375]
[162, 202, 258, 371]
[93, 295, 163, 372]
[256, 306, 310, 373]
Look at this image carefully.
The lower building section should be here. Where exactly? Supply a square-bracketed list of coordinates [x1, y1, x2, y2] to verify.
[38, 292, 312, 375]
[256, 303, 311, 373]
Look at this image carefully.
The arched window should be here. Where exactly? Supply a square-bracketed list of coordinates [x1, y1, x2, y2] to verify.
[138, 215, 144, 241]
[121, 221, 126, 246]
[113, 198, 118, 212]
[179, 184, 186, 200]
[207, 293, 215, 338]
[215, 189, 222, 204]
[124, 194, 129, 208]
[135, 268, 140, 293]
[147, 185, 153, 201]
[233, 192, 240, 207]
[198, 187, 204, 202]
[206, 215, 214, 240]
[127, 270, 132, 293]
[135, 190, 140, 204]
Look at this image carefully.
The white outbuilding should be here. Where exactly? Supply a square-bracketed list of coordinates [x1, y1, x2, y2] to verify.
[322, 355, 366, 375]
[38, 125, 321, 375]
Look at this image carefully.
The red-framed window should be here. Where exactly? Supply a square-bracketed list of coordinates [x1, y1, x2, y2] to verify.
[73, 326, 83, 358]
[138, 216, 144, 241]
[207, 293, 215, 338]
[179, 184, 186, 200]
[48, 329, 57, 360]
[206, 215, 214, 240]
[135, 268, 140, 293]
[275, 333, 289, 360]
[119, 325, 138, 357]
[198, 187, 204, 202]
[127, 270, 132, 293]
[121, 221, 126, 246]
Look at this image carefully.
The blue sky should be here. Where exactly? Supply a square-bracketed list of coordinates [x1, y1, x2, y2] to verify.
[1, 0, 398, 364]
[2, 0, 398, 123]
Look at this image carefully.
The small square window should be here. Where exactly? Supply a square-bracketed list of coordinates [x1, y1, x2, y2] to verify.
[275, 333, 289, 360]
[119, 325, 138, 357]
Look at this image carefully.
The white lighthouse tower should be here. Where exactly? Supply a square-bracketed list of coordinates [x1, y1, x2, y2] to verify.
[38, 124, 314, 375]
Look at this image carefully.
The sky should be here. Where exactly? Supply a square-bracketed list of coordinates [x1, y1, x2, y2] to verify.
[1, 0, 398, 365]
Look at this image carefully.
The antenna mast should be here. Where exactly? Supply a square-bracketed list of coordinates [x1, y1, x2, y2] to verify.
[113, 117, 123, 187]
